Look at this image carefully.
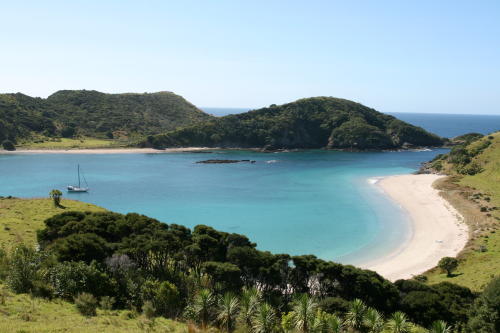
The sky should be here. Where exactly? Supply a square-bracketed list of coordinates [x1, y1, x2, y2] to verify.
[1, 1, 499, 114]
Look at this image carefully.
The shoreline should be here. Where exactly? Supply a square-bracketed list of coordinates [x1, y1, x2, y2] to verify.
[361, 174, 468, 281]
[0, 147, 216, 154]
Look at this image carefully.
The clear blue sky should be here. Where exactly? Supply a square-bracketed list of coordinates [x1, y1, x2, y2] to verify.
[1, 1, 499, 114]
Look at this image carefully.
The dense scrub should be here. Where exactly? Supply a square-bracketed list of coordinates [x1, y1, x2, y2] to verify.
[0, 210, 493, 331]
[0, 90, 211, 144]
[144, 97, 444, 150]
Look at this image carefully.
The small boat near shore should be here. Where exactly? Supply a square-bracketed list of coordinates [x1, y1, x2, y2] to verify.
[67, 164, 89, 192]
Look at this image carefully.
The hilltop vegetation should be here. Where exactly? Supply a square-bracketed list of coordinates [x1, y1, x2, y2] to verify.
[0, 90, 212, 147]
[144, 97, 444, 150]
[2, 198, 499, 332]
[424, 132, 500, 291]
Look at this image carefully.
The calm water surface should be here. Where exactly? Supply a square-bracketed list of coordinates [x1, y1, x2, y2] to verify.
[2, 112, 498, 263]
[0, 149, 446, 264]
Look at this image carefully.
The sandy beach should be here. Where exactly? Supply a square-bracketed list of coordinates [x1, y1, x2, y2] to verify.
[362, 174, 468, 281]
[0, 147, 214, 154]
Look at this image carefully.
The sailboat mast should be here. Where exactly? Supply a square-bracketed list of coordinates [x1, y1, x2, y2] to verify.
[78, 164, 81, 188]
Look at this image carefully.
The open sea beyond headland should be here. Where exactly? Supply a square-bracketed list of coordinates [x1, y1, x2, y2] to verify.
[1, 113, 499, 264]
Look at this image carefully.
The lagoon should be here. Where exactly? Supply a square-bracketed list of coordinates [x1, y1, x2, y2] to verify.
[0, 148, 446, 264]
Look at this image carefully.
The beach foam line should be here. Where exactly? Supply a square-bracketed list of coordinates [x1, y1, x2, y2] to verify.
[361, 174, 468, 281]
[367, 176, 384, 185]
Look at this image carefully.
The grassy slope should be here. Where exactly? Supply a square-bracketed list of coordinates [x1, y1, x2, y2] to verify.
[0, 198, 106, 250]
[0, 285, 186, 333]
[16, 138, 127, 150]
[425, 132, 500, 291]
[0, 198, 187, 332]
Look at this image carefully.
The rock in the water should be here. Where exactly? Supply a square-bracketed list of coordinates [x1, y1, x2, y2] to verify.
[196, 159, 256, 164]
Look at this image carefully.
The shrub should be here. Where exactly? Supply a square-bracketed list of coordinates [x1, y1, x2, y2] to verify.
[0, 248, 9, 280]
[2, 140, 15, 151]
[48, 261, 116, 299]
[142, 300, 156, 319]
[141, 280, 181, 318]
[468, 277, 500, 332]
[100, 296, 115, 311]
[7, 245, 44, 294]
[75, 292, 98, 316]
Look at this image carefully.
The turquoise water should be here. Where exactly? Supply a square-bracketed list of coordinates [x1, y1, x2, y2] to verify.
[0, 149, 447, 264]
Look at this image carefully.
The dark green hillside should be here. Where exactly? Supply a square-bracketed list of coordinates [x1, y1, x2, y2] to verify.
[144, 97, 444, 150]
[0, 90, 212, 144]
[1, 199, 491, 332]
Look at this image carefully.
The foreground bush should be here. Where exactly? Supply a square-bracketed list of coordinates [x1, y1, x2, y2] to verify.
[74, 292, 98, 316]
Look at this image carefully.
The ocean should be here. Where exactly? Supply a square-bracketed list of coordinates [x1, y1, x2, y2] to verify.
[1, 113, 498, 264]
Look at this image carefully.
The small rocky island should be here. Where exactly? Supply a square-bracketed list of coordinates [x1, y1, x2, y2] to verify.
[196, 159, 256, 164]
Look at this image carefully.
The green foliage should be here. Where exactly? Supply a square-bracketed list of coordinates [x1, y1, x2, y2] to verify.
[428, 320, 452, 333]
[186, 289, 216, 328]
[48, 261, 116, 299]
[51, 233, 112, 263]
[6, 245, 44, 294]
[2, 139, 15, 150]
[142, 300, 156, 319]
[0, 90, 211, 143]
[216, 292, 240, 332]
[202, 261, 242, 292]
[48, 189, 62, 207]
[251, 302, 277, 333]
[74, 292, 98, 317]
[141, 280, 181, 318]
[385, 311, 411, 333]
[438, 257, 459, 277]
[289, 294, 318, 332]
[345, 298, 367, 330]
[467, 277, 500, 333]
[145, 97, 443, 150]
[452, 132, 484, 145]
[0, 208, 477, 330]
[395, 280, 475, 327]
[99, 295, 115, 311]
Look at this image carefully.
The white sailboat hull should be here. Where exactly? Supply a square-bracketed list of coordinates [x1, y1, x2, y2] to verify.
[67, 186, 89, 192]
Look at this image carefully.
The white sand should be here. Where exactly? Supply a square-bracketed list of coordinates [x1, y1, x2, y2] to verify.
[362, 174, 468, 281]
[0, 147, 214, 154]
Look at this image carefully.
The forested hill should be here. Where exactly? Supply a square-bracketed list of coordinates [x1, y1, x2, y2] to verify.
[144, 97, 444, 150]
[0, 90, 212, 143]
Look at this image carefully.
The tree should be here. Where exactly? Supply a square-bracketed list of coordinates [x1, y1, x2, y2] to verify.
[324, 313, 344, 333]
[438, 257, 458, 277]
[345, 299, 366, 331]
[217, 292, 239, 332]
[191, 289, 216, 329]
[49, 189, 63, 207]
[238, 287, 262, 329]
[363, 307, 384, 333]
[290, 294, 318, 333]
[428, 320, 451, 333]
[2, 140, 15, 151]
[385, 312, 412, 333]
[252, 302, 277, 333]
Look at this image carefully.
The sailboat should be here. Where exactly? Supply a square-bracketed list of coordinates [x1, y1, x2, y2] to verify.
[67, 164, 89, 192]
